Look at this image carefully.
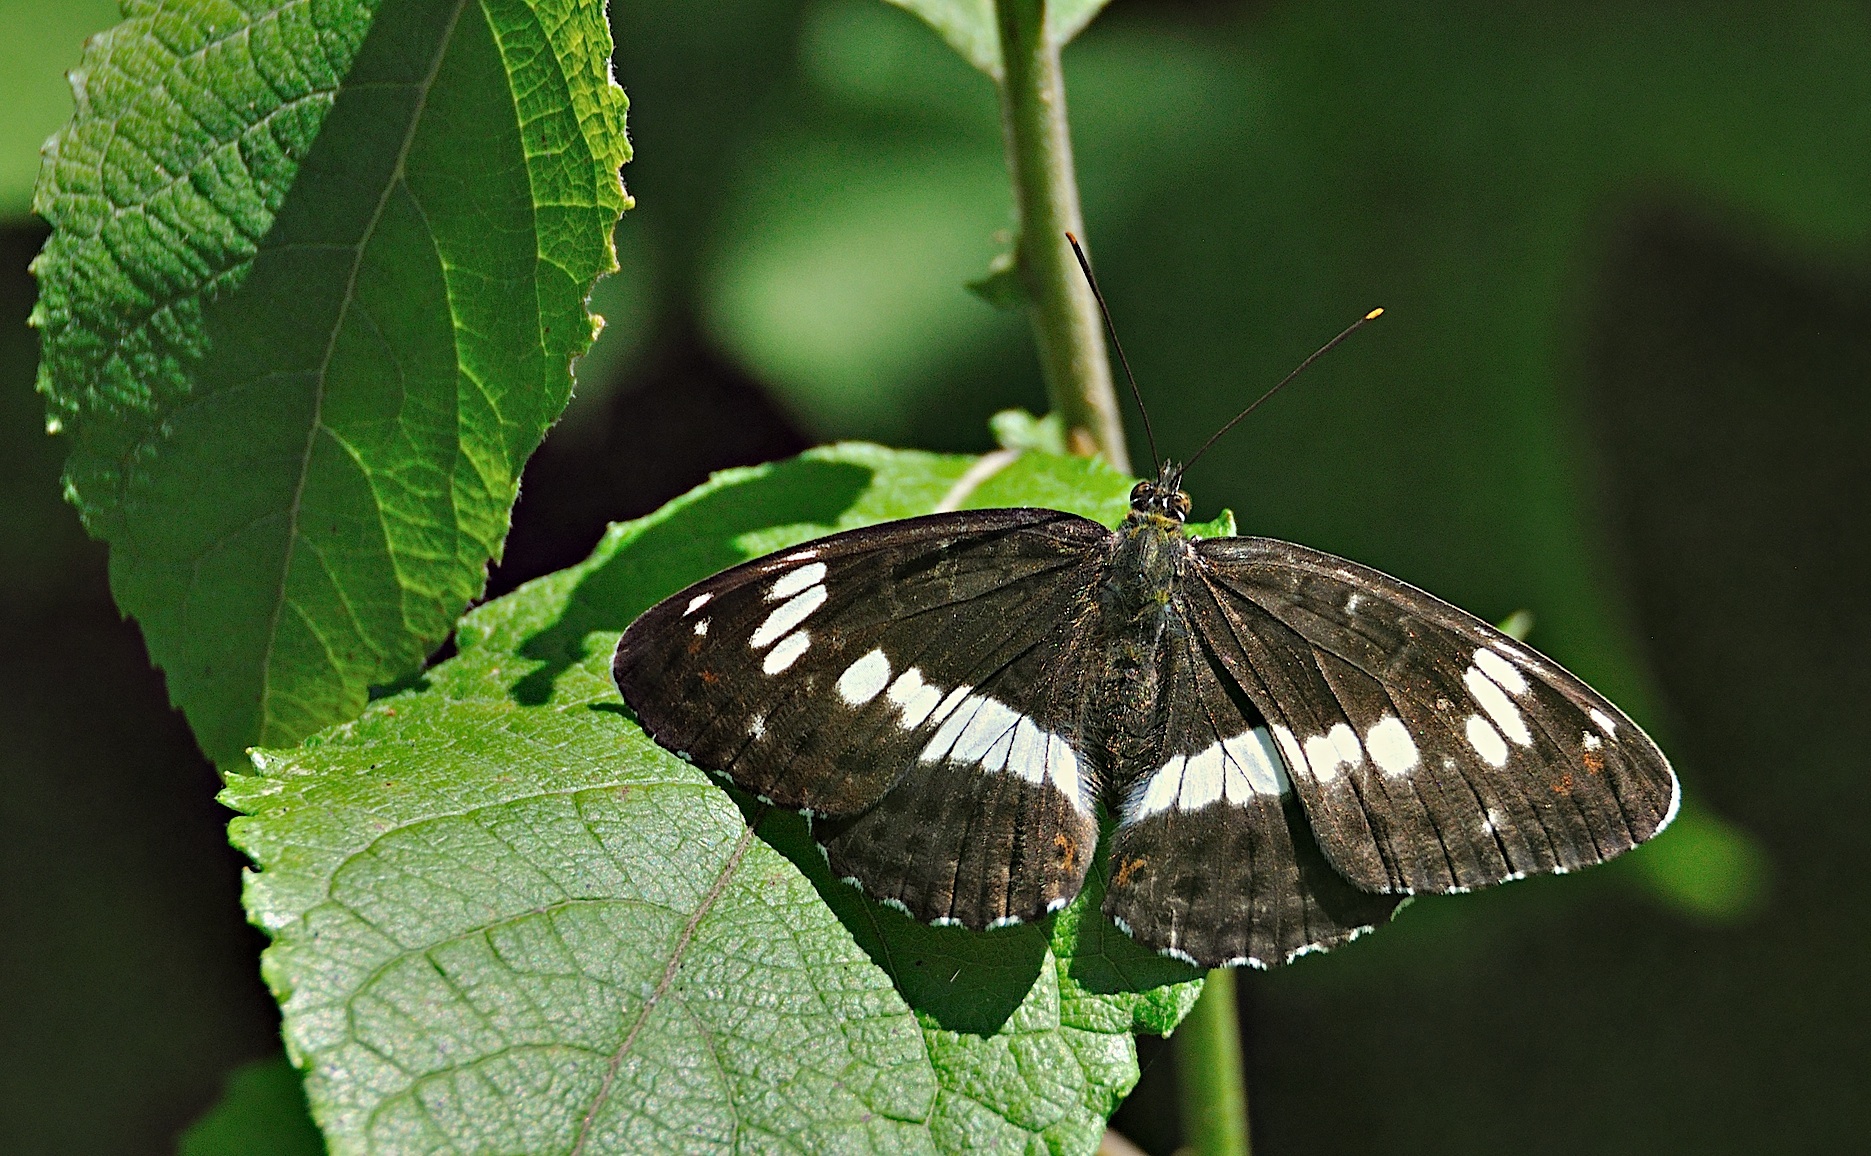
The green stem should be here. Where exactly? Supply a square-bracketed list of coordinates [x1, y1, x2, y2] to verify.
[993, 7, 1245, 1150]
[1176, 968, 1251, 1156]
[993, 0, 1130, 472]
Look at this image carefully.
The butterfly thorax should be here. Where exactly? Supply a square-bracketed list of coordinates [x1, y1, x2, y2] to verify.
[1086, 473, 1195, 801]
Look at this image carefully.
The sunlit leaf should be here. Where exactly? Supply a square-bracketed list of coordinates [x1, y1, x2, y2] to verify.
[32, 0, 630, 769]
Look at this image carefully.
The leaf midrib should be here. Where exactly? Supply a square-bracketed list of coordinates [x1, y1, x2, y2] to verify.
[255, 0, 472, 744]
[568, 820, 759, 1155]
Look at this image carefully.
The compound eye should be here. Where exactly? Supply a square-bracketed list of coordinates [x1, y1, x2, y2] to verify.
[1129, 481, 1152, 503]
[1173, 492, 1192, 519]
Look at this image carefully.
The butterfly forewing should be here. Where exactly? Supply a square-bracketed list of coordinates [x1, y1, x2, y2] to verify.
[1190, 536, 1679, 895]
[613, 508, 1108, 927]
[613, 474, 1680, 969]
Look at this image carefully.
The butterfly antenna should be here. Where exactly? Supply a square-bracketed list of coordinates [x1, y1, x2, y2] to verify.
[1180, 307, 1385, 478]
[1066, 232, 1159, 474]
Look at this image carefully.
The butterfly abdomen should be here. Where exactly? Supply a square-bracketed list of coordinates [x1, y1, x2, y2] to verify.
[1088, 512, 1195, 798]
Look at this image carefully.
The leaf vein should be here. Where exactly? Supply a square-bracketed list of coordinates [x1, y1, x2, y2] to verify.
[255, 0, 471, 737]
[569, 820, 759, 1154]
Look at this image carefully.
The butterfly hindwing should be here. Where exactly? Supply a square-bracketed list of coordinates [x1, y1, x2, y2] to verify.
[1189, 536, 1679, 895]
[613, 508, 1108, 927]
[1103, 607, 1404, 967]
[812, 602, 1102, 927]
[614, 479, 1680, 963]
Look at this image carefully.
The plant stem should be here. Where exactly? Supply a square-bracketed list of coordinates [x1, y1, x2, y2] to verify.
[993, 7, 1246, 1151]
[1176, 968, 1251, 1156]
[993, 0, 1130, 472]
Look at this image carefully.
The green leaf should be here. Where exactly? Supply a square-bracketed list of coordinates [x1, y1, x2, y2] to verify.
[990, 407, 1068, 454]
[1185, 508, 1237, 541]
[227, 444, 1200, 1154]
[31, 0, 630, 769]
[968, 248, 1027, 311]
[178, 1056, 325, 1156]
[882, 0, 1117, 79]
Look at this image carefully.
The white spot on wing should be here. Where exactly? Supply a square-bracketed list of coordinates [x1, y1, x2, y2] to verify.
[929, 685, 973, 726]
[951, 698, 1021, 766]
[1226, 728, 1291, 797]
[1305, 723, 1364, 782]
[767, 561, 828, 601]
[1046, 734, 1087, 812]
[1582, 731, 1602, 751]
[888, 667, 943, 728]
[692, 618, 709, 636]
[1330, 722, 1364, 766]
[1304, 734, 1342, 781]
[1465, 666, 1531, 746]
[1130, 756, 1185, 822]
[1465, 713, 1509, 767]
[684, 592, 712, 616]
[781, 548, 819, 562]
[836, 648, 891, 706]
[1272, 725, 1310, 783]
[1590, 708, 1618, 736]
[1220, 744, 1253, 803]
[1179, 744, 1226, 811]
[979, 713, 1021, 773]
[762, 631, 810, 674]
[1659, 767, 1682, 834]
[1474, 647, 1529, 695]
[1006, 716, 1046, 784]
[1365, 715, 1419, 776]
[748, 713, 766, 739]
[920, 693, 984, 763]
[917, 692, 1089, 814]
[750, 584, 826, 649]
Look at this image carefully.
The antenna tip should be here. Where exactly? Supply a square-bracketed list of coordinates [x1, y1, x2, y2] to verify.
[1365, 307, 1385, 320]
[1065, 231, 1080, 244]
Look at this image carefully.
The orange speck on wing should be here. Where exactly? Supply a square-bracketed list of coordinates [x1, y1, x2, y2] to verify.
[1113, 856, 1148, 888]
[1055, 833, 1079, 870]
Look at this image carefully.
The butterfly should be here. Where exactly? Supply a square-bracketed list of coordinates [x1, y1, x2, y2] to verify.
[611, 247, 1679, 971]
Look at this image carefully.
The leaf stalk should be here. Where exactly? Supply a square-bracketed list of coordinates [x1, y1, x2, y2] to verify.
[993, 0, 1130, 471]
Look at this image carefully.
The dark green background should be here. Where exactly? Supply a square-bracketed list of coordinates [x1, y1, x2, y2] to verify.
[4, 0, 1867, 1151]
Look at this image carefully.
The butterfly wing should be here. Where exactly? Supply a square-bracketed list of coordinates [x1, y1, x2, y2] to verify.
[1103, 604, 1404, 968]
[613, 508, 1109, 927]
[1184, 536, 1679, 895]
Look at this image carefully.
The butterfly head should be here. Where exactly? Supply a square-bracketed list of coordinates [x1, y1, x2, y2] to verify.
[1129, 462, 1192, 523]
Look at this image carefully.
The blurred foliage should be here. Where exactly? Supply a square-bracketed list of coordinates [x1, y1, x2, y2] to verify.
[0, 0, 119, 218]
[0, 224, 282, 1152]
[175, 1057, 324, 1156]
